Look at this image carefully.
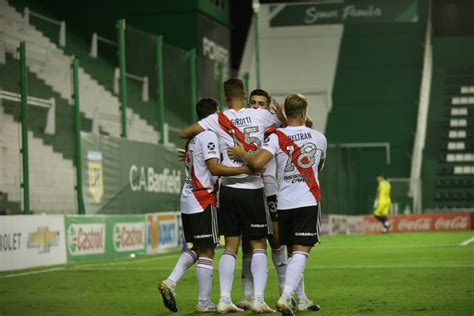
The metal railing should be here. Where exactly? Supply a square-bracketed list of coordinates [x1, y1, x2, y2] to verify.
[6, 16, 198, 214]
[113, 67, 149, 102]
[89, 33, 117, 58]
[0, 88, 56, 135]
[23, 7, 66, 47]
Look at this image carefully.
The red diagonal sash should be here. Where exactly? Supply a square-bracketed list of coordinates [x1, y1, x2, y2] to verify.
[190, 165, 217, 209]
[275, 130, 321, 204]
[217, 112, 257, 152]
[264, 127, 277, 138]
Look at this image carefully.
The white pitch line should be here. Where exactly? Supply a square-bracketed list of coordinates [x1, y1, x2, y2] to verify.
[2, 242, 471, 278]
[4, 262, 473, 278]
[317, 243, 458, 250]
[0, 267, 64, 279]
[460, 237, 474, 246]
[0, 254, 180, 278]
[67, 264, 474, 272]
[76, 253, 180, 268]
[70, 267, 170, 271]
[305, 264, 474, 269]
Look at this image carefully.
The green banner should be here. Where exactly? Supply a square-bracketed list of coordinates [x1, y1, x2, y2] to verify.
[270, 0, 418, 27]
[65, 215, 146, 262]
[81, 132, 183, 214]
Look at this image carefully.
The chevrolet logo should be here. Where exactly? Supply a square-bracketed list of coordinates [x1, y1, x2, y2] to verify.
[27, 227, 60, 253]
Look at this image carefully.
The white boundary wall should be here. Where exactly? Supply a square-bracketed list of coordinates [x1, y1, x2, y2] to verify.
[0, 215, 67, 271]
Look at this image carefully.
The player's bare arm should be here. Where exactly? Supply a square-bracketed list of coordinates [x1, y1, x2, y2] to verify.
[270, 98, 287, 126]
[228, 142, 273, 170]
[179, 123, 204, 139]
[205, 158, 260, 176]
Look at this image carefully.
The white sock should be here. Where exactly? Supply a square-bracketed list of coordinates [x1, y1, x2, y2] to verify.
[295, 273, 308, 302]
[251, 249, 268, 303]
[282, 252, 308, 298]
[219, 250, 236, 302]
[196, 257, 213, 307]
[241, 253, 254, 299]
[271, 246, 287, 292]
[166, 249, 197, 289]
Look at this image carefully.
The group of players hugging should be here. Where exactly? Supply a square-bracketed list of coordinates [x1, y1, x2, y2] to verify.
[158, 78, 327, 316]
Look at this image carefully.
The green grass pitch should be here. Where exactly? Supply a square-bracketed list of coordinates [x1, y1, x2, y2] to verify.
[1, 231, 473, 315]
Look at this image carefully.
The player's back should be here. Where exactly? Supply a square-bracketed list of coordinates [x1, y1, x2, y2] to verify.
[198, 107, 280, 189]
[267, 125, 327, 210]
[180, 131, 219, 214]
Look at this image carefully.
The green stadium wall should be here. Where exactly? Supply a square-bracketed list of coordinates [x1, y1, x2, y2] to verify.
[324, 1, 427, 214]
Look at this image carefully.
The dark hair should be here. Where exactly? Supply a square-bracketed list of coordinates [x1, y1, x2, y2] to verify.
[376, 172, 385, 178]
[196, 97, 218, 120]
[250, 89, 271, 105]
[224, 78, 245, 100]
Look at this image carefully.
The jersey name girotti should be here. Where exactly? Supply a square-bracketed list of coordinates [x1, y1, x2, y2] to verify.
[180, 131, 219, 214]
[198, 108, 280, 189]
[262, 125, 327, 210]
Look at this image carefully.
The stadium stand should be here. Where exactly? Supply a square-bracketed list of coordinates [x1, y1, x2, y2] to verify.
[5, 0, 193, 143]
[0, 96, 77, 214]
[0, 0, 193, 212]
[0, 0, 159, 142]
[422, 37, 474, 210]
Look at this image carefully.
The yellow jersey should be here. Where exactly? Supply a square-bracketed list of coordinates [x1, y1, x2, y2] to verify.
[377, 180, 391, 204]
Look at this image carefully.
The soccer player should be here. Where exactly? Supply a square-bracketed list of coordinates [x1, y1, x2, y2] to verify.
[228, 93, 327, 316]
[373, 173, 392, 233]
[179, 79, 283, 313]
[237, 89, 319, 312]
[237, 89, 285, 310]
[158, 98, 257, 313]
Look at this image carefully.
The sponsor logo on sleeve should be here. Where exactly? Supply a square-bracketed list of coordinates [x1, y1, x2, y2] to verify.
[207, 142, 217, 154]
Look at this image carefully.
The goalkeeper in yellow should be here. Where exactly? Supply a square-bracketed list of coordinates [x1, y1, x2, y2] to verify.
[373, 173, 391, 233]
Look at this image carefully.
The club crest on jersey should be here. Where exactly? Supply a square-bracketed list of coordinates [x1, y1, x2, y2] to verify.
[87, 151, 104, 203]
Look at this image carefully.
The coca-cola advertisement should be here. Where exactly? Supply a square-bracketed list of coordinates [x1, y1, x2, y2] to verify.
[357, 212, 472, 234]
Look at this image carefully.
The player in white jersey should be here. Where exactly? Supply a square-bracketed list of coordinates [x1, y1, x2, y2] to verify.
[237, 89, 319, 312]
[228, 93, 327, 316]
[237, 89, 283, 309]
[159, 98, 256, 314]
[179, 79, 284, 313]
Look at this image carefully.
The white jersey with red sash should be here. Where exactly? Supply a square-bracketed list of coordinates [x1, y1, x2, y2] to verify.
[198, 108, 280, 189]
[180, 131, 220, 214]
[262, 127, 278, 196]
[262, 125, 327, 210]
